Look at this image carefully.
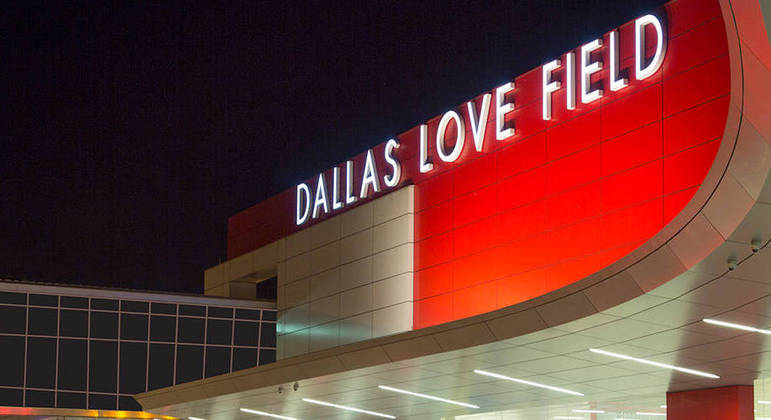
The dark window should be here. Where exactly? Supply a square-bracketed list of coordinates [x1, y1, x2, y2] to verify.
[175, 345, 203, 384]
[26, 390, 55, 407]
[259, 349, 276, 365]
[151, 302, 176, 315]
[91, 312, 118, 339]
[26, 337, 56, 389]
[260, 322, 276, 347]
[119, 396, 143, 411]
[120, 313, 148, 341]
[232, 348, 257, 371]
[178, 317, 204, 343]
[0, 305, 26, 334]
[0, 292, 26, 304]
[29, 294, 58, 307]
[119, 342, 147, 394]
[61, 296, 88, 308]
[206, 319, 232, 345]
[262, 311, 277, 321]
[57, 392, 86, 409]
[150, 315, 176, 342]
[91, 298, 118, 311]
[29, 307, 58, 336]
[256, 277, 277, 300]
[89, 340, 117, 393]
[235, 309, 259, 320]
[0, 388, 23, 406]
[205, 346, 230, 378]
[88, 393, 116, 410]
[234, 321, 259, 347]
[60, 310, 88, 338]
[148, 344, 174, 390]
[0, 336, 24, 387]
[180, 305, 205, 316]
[58, 339, 87, 391]
[121, 300, 148, 313]
[208, 307, 232, 319]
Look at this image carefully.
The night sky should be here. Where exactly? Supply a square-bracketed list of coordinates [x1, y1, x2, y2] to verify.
[2, 0, 665, 294]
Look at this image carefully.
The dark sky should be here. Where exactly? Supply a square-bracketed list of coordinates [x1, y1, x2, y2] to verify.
[1, 0, 665, 294]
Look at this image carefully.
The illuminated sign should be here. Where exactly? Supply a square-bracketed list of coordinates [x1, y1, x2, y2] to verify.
[295, 14, 667, 225]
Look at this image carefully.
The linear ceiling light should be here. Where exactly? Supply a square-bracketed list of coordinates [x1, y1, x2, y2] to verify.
[573, 409, 604, 413]
[704, 318, 771, 334]
[240, 407, 299, 420]
[589, 348, 720, 379]
[301, 398, 395, 419]
[188, 417, 206, 420]
[554, 417, 585, 419]
[377, 385, 479, 409]
[759, 401, 771, 404]
[474, 369, 584, 396]
[636, 412, 666, 416]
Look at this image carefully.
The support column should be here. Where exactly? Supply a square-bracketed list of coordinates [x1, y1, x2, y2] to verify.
[666, 386, 754, 420]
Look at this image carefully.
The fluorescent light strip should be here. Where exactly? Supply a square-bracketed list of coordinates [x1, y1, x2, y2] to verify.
[240, 407, 299, 420]
[589, 348, 720, 379]
[378, 385, 479, 409]
[636, 412, 666, 416]
[188, 417, 206, 420]
[554, 417, 584, 419]
[573, 409, 604, 413]
[302, 398, 395, 419]
[759, 401, 771, 404]
[474, 369, 584, 396]
[704, 318, 771, 335]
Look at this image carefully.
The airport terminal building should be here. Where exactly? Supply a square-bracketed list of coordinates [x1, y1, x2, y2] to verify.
[5, 0, 771, 418]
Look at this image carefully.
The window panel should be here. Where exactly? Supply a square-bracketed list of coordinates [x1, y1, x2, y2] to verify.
[57, 392, 86, 409]
[178, 317, 204, 343]
[28, 308, 57, 336]
[90, 312, 118, 339]
[0, 336, 24, 387]
[120, 313, 148, 341]
[180, 305, 205, 316]
[175, 345, 203, 384]
[25, 390, 55, 408]
[119, 396, 143, 411]
[88, 393, 116, 410]
[0, 388, 23, 407]
[150, 315, 176, 342]
[207, 307, 232, 319]
[206, 319, 231, 345]
[232, 348, 257, 371]
[119, 342, 147, 394]
[58, 339, 87, 391]
[205, 346, 230, 378]
[148, 344, 174, 391]
[60, 310, 88, 338]
[260, 322, 276, 347]
[151, 302, 176, 315]
[26, 337, 56, 389]
[29, 294, 58, 307]
[235, 309, 259, 320]
[234, 321, 258, 347]
[262, 311, 277, 321]
[0, 292, 26, 305]
[89, 340, 117, 393]
[60, 296, 88, 309]
[121, 300, 148, 313]
[259, 349, 276, 365]
[0, 305, 26, 334]
[91, 299, 118, 311]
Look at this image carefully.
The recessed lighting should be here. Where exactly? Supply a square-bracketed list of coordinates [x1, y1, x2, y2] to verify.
[474, 369, 584, 396]
[660, 405, 667, 409]
[554, 417, 584, 419]
[573, 409, 604, 413]
[377, 385, 479, 409]
[636, 412, 666, 416]
[704, 318, 771, 334]
[240, 407, 299, 420]
[302, 398, 395, 419]
[759, 401, 771, 404]
[589, 348, 720, 379]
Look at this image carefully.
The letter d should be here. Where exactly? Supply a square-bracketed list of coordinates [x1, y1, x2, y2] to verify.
[296, 183, 311, 225]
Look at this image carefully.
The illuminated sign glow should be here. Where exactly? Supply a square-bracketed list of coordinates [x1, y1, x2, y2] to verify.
[295, 14, 667, 225]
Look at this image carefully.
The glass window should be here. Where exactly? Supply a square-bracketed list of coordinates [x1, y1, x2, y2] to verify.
[119, 396, 143, 411]
[58, 339, 87, 391]
[178, 317, 204, 343]
[57, 391, 86, 409]
[259, 349, 276, 365]
[205, 346, 230, 378]
[91, 298, 118, 311]
[234, 321, 259, 347]
[175, 345, 203, 384]
[29, 307, 58, 336]
[120, 313, 148, 341]
[208, 307, 232, 319]
[89, 340, 118, 393]
[260, 322, 276, 347]
[26, 337, 56, 389]
[150, 315, 176, 342]
[0, 305, 26, 334]
[151, 302, 176, 315]
[119, 342, 147, 394]
[255, 277, 277, 300]
[29, 294, 58, 307]
[25, 390, 55, 408]
[235, 309, 259, 320]
[91, 312, 118, 339]
[180, 305, 205, 316]
[88, 393, 116, 410]
[262, 310, 277, 321]
[61, 296, 88, 308]
[206, 319, 232, 345]
[0, 388, 23, 406]
[60, 309, 88, 338]
[0, 292, 26, 304]
[148, 344, 174, 391]
[121, 300, 148, 313]
[0, 336, 24, 387]
[233, 348, 258, 371]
